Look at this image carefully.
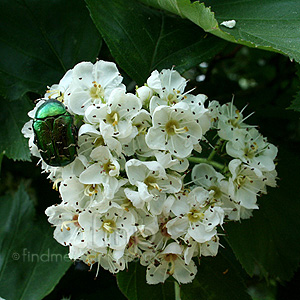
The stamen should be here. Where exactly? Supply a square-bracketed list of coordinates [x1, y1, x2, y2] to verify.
[112, 113, 119, 126]
[102, 220, 116, 234]
[148, 182, 162, 191]
[60, 216, 80, 232]
[52, 178, 63, 191]
[188, 209, 205, 222]
[84, 184, 98, 196]
[173, 125, 188, 134]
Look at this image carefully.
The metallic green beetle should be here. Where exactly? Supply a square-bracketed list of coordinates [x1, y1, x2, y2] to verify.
[33, 99, 77, 167]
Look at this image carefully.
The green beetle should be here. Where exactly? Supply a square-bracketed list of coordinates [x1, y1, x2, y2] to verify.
[33, 99, 77, 167]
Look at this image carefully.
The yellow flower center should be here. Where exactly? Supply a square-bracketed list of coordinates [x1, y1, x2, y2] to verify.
[144, 176, 161, 191]
[84, 184, 98, 196]
[188, 208, 204, 222]
[102, 219, 116, 234]
[90, 81, 104, 99]
[102, 160, 116, 174]
[208, 186, 222, 199]
[92, 136, 105, 148]
[106, 111, 119, 126]
[229, 109, 241, 127]
[165, 120, 188, 136]
[244, 142, 258, 159]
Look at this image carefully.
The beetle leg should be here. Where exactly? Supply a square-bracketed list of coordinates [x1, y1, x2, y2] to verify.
[63, 143, 77, 150]
[38, 149, 47, 154]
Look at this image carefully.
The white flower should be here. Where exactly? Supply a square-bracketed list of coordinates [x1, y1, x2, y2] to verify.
[137, 209, 159, 238]
[45, 69, 73, 104]
[191, 163, 242, 219]
[154, 151, 189, 173]
[228, 159, 266, 209]
[125, 234, 152, 260]
[136, 85, 153, 105]
[125, 159, 182, 212]
[146, 103, 203, 158]
[182, 94, 211, 135]
[121, 109, 152, 157]
[21, 120, 40, 158]
[79, 146, 121, 199]
[263, 169, 278, 187]
[81, 249, 126, 274]
[147, 69, 187, 113]
[45, 203, 86, 250]
[184, 235, 220, 264]
[200, 235, 220, 256]
[68, 60, 125, 115]
[167, 187, 224, 243]
[59, 177, 100, 209]
[60, 155, 88, 180]
[191, 163, 227, 201]
[78, 206, 137, 251]
[145, 242, 197, 284]
[216, 102, 254, 140]
[78, 123, 122, 156]
[226, 128, 278, 171]
[85, 88, 142, 141]
[21, 99, 47, 159]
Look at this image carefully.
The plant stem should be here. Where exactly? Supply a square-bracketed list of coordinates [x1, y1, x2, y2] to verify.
[187, 157, 225, 170]
[175, 281, 181, 300]
[207, 148, 217, 161]
[207, 138, 223, 161]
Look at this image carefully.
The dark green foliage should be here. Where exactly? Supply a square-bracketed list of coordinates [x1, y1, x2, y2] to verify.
[0, 96, 33, 161]
[1, 0, 300, 300]
[0, 185, 72, 300]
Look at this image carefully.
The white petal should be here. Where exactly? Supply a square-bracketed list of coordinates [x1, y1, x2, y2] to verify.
[162, 242, 182, 255]
[79, 163, 103, 184]
[146, 261, 169, 284]
[166, 217, 189, 239]
[173, 257, 197, 284]
[188, 223, 216, 243]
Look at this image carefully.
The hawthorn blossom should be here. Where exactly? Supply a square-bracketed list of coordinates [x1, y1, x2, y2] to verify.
[166, 187, 224, 243]
[145, 242, 197, 284]
[78, 206, 137, 251]
[226, 128, 278, 171]
[146, 103, 203, 158]
[21, 61, 279, 285]
[68, 60, 125, 115]
[85, 88, 142, 141]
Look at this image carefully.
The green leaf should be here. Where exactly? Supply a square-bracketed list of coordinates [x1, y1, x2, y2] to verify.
[0, 0, 102, 100]
[289, 64, 300, 112]
[225, 148, 300, 281]
[181, 251, 251, 300]
[85, 0, 226, 84]
[139, 0, 300, 63]
[0, 151, 4, 173]
[116, 261, 175, 300]
[0, 185, 72, 300]
[139, 0, 219, 32]
[289, 92, 300, 112]
[0, 96, 33, 161]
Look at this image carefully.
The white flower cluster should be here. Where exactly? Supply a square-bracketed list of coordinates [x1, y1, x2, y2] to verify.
[22, 60, 278, 285]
